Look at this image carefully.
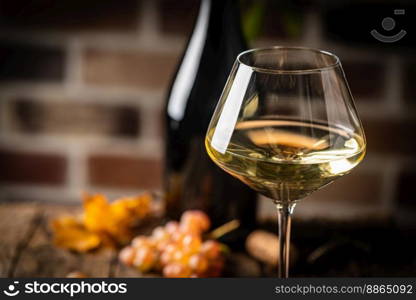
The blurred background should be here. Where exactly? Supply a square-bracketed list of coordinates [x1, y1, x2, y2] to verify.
[0, 0, 415, 276]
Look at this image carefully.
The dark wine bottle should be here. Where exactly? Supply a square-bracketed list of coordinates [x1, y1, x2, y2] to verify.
[164, 0, 257, 247]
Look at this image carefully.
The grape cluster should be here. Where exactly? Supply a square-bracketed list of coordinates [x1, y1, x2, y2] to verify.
[119, 210, 224, 277]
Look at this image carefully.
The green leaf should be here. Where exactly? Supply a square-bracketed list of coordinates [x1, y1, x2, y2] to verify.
[242, 0, 266, 42]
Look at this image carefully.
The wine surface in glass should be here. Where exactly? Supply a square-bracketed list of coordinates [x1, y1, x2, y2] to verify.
[206, 120, 366, 202]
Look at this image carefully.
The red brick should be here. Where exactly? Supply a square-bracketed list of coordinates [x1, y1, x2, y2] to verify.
[82, 49, 178, 90]
[361, 119, 416, 155]
[0, 149, 66, 185]
[0, 41, 64, 82]
[257, 0, 305, 40]
[342, 61, 385, 99]
[0, 0, 139, 32]
[158, 0, 198, 35]
[158, 108, 165, 138]
[88, 155, 162, 189]
[11, 98, 139, 137]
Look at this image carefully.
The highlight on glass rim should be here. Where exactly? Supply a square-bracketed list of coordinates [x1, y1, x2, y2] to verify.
[0, 0, 414, 289]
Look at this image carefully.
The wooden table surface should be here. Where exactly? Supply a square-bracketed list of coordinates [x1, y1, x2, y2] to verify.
[0, 202, 260, 278]
[0, 202, 129, 277]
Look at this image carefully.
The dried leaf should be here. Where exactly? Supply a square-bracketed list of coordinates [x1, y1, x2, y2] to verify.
[51, 192, 153, 251]
[108, 193, 152, 244]
[111, 193, 151, 225]
[51, 216, 101, 252]
[83, 193, 112, 234]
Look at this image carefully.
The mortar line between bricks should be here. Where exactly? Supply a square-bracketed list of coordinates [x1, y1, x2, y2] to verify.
[0, 134, 162, 157]
[67, 145, 87, 193]
[138, 0, 161, 43]
[0, 98, 7, 135]
[0, 30, 186, 55]
[0, 87, 165, 111]
[1, 84, 410, 119]
[65, 38, 84, 90]
[384, 54, 403, 114]
[302, 10, 323, 48]
[379, 159, 400, 210]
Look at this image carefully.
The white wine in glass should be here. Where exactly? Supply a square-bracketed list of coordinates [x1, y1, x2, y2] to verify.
[205, 47, 366, 278]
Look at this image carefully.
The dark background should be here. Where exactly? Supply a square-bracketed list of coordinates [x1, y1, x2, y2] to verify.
[0, 0, 415, 276]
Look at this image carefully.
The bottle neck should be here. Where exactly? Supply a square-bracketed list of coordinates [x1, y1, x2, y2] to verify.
[196, 0, 246, 47]
[166, 0, 246, 123]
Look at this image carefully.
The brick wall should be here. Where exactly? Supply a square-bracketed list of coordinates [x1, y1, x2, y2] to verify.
[0, 0, 415, 224]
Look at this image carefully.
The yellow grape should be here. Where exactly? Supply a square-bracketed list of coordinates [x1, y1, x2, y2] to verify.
[159, 243, 177, 265]
[127, 210, 221, 277]
[181, 234, 202, 254]
[152, 227, 171, 252]
[171, 231, 186, 243]
[165, 221, 180, 234]
[164, 243, 177, 254]
[172, 249, 190, 265]
[152, 226, 169, 241]
[156, 240, 171, 252]
[66, 271, 87, 278]
[160, 250, 174, 266]
[179, 220, 201, 235]
[189, 253, 208, 275]
[133, 246, 156, 272]
[119, 246, 136, 266]
[180, 210, 211, 233]
[132, 236, 153, 248]
[201, 240, 221, 260]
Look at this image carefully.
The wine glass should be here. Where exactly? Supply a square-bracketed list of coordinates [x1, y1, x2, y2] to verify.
[205, 47, 366, 278]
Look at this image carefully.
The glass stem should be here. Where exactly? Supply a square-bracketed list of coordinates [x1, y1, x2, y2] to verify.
[276, 202, 296, 278]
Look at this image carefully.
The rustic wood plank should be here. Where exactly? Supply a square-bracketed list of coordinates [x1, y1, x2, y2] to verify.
[13, 204, 114, 278]
[0, 202, 40, 277]
[223, 253, 261, 277]
[3, 203, 260, 278]
[113, 261, 147, 277]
